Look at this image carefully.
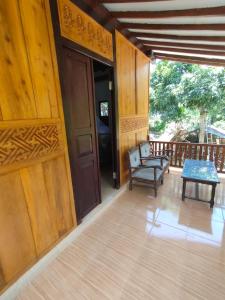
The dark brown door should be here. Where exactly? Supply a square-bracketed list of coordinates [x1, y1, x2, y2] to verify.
[61, 47, 100, 222]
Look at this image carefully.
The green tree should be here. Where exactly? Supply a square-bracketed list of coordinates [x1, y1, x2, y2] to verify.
[150, 60, 225, 142]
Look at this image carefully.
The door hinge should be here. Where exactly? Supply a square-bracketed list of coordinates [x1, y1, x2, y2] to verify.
[109, 81, 113, 91]
[113, 172, 117, 179]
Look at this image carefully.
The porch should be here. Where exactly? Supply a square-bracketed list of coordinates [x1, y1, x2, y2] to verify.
[1, 0, 225, 297]
[14, 168, 225, 300]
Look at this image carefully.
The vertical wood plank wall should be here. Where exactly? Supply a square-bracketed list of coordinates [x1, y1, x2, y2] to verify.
[115, 31, 150, 184]
[0, 0, 76, 292]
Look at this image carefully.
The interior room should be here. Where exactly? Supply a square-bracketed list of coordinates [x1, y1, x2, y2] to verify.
[93, 61, 116, 201]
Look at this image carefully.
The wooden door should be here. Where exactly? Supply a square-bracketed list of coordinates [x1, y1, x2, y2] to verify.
[62, 48, 100, 221]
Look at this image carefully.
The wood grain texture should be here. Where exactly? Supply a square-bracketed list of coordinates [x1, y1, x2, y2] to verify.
[0, 171, 37, 283]
[57, 0, 113, 61]
[0, 0, 76, 292]
[0, 269, 4, 291]
[115, 31, 150, 184]
[20, 164, 59, 256]
[136, 51, 150, 115]
[19, 0, 59, 118]
[116, 32, 136, 116]
[0, 0, 36, 120]
[42, 156, 74, 237]
[120, 132, 136, 183]
[136, 129, 149, 144]
[0, 107, 3, 121]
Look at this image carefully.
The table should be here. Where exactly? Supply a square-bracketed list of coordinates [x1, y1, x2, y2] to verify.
[181, 159, 220, 208]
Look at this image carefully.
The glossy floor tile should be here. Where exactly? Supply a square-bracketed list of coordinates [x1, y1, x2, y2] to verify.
[16, 168, 225, 300]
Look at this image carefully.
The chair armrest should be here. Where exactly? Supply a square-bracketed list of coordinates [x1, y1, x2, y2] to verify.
[154, 155, 169, 160]
[163, 156, 169, 161]
[140, 156, 158, 161]
[139, 164, 163, 170]
[142, 155, 169, 161]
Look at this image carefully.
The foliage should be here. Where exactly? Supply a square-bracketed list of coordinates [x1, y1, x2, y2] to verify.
[151, 119, 166, 134]
[150, 60, 225, 134]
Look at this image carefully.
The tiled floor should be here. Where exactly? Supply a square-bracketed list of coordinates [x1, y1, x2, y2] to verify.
[16, 168, 225, 300]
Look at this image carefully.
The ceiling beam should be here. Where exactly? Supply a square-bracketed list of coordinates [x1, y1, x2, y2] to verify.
[140, 40, 225, 51]
[72, 0, 144, 49]
[154, 52, 225, 67]
[120, 23, 225, 31]
[145, 46, 225, 57]
[132, 32, 225, 42]
[112, 6, 225, 19]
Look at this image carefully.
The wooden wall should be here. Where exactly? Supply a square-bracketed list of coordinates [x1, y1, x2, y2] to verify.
[57, 0, 113, 62]
[0, 0, 76, 292]
[115, 31, 150, 184]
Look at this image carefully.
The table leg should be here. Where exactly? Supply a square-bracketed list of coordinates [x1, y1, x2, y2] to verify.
[182, 179, 186, 201]
[210, 184, 216, 208]
[195, 183, 199, 200]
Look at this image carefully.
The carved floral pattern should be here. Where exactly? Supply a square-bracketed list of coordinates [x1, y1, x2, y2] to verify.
[63, 5, 75, 28]
[59, 0, 113, 61]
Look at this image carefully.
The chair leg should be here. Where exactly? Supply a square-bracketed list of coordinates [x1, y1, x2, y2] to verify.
[154, 181, 157, 197]
[168, 168, 170, 174]
[129, 178, 133, 191]
[161, 177, 164, 185]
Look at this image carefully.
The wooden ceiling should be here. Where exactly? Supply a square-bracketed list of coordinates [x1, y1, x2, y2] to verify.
[72, 0, 225, 66]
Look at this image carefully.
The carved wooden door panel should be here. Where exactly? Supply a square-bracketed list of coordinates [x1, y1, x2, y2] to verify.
[62, 48, 100, 222]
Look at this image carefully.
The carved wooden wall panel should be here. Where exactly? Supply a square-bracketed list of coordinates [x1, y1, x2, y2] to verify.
[120, 116, 149, 134]
[0, 122, 63, 173]
[0, 0, 76, 292]
[57, 0, 113, 61]
[115, 31, 150, 184]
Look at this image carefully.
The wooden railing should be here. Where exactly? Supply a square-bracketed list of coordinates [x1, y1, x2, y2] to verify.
[150, 141, 225, 174]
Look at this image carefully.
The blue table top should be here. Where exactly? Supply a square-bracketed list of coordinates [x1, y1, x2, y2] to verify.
[182, 159, 220, 183]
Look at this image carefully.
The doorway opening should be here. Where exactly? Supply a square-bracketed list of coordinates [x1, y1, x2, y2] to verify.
[93, 60, 117, 202]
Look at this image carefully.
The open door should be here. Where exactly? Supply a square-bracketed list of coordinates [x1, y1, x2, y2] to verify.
[61, 48, 100, 222]
[93, 60, 118, 201]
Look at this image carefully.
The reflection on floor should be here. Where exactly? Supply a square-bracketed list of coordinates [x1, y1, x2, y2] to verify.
[16, 168, 225, 300]
[100, 166, 117, 202]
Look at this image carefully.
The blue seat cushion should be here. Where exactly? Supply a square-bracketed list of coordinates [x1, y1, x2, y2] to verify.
[132, 167, 163, 181]
[140, 142, 151, 157]
[143, 158, 169, 169]
[129, 148, 141, 168]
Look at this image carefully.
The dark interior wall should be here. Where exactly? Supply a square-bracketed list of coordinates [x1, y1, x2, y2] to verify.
[94, 66, 112, 167]
[95, 80, 110, 118]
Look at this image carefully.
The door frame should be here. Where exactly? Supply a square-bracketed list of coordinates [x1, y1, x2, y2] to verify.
[49, 1, 120, 204]
[93, 63, 119, 189]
